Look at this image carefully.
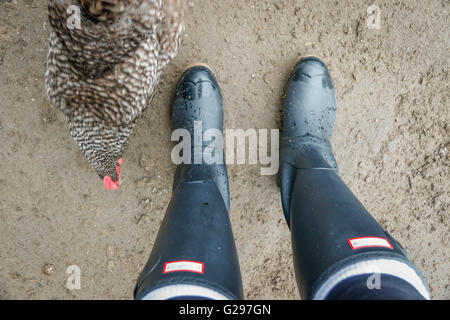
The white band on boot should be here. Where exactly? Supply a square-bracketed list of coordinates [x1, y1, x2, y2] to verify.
[313, 258, 431, 300]
[140, 284, 231, 300]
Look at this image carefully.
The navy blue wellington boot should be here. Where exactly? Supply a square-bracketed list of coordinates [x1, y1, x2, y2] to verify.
[280, 57, 430, 300]
[134, 65, 243, 300]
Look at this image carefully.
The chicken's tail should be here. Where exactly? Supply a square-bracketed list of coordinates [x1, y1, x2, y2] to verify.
[157, 0, 185, 73]
[80, 0, 126, 22]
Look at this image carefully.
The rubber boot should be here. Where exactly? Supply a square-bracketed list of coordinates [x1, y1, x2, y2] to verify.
[134, 66, 243, 300]
[280, 57, 430, 300]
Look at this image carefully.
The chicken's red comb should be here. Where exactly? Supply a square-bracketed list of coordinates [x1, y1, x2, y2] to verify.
[103, 159, 123, 191]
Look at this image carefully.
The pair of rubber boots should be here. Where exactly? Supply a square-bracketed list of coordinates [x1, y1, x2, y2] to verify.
[134, 58, 430, 300]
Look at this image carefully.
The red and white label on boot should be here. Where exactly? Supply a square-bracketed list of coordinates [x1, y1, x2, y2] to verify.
[347, 237, 393, 250]
[163, 260, 205, 274]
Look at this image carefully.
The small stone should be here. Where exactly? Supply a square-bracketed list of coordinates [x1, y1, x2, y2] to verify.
[43, 264, 55, 275]
[107, 245, 114, 257]
[136, 214, 150, 226]
[136, 176, 152, 188]
[107, 260, 116, 271]
[140, 198, 152, 209]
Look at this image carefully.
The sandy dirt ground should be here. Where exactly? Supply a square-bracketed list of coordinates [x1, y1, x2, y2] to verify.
[0, 0, 448, 300]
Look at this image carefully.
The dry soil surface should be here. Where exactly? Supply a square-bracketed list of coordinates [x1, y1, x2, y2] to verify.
[0, 0, 448, 299]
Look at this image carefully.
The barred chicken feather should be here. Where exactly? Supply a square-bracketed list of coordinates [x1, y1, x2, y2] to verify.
[45, 0, 184, 189]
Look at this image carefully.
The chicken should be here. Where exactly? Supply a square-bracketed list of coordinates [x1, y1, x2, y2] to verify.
[45, 0, 184, 189]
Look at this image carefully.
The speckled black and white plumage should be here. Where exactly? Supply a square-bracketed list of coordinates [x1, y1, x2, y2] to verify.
[45, 0, 184, 182]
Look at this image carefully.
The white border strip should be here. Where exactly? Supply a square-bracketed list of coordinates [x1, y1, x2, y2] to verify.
[313, 259, 431, 300]
[140, 284, 231, 300]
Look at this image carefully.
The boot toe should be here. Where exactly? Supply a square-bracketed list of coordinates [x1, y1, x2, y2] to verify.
[172, 65, 223, 131]
[293, 57, 331, 79]
[176, 66, 219, 96]
[171, 65, 230, 211]
[281, 57, 339, 169]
